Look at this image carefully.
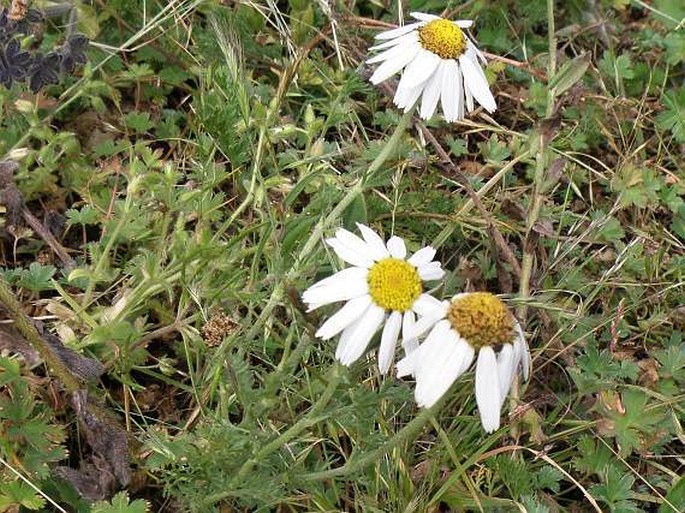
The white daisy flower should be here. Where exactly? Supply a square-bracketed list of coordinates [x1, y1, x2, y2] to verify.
[302, 223, 445, 374]
[367, 11, 496, 122]
[397, 292, 531, 433]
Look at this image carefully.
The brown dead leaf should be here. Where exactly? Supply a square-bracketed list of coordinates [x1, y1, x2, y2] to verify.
[598, 389, 625, 414]
[72, 390, 131, 487]
[638, 358, 659, 388]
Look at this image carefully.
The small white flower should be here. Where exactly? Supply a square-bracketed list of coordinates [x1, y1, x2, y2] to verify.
[302, 223, 445, 373]
[397, 292, 530, 433]
[367, 12, 496, 122]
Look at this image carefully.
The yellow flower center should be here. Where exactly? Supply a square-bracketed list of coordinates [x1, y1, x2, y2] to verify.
[367, 258, 422, 312]
[417, 19, 467, 60]
[447, 293, 514, 348]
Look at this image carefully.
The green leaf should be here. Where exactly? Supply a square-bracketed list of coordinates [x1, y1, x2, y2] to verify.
[549, 53, 590, 97]
[652, 0, 685, 29]
[611, 163, 662, 209]
[123, 112, 154, 134]
[17, 262, 57, 292]
[593, 212, 625, 243]
[535, 466, 563, 493]
[607, 389, 668, 456]
[660, 477, 685, 513]
[477, 134, 511, 165]
[91, 491, 149, 513]
[656, 89, 685, 143]
[0, 481, 46, 510]
[66, 205, 100, 226]
[446, 137, 468, 158]
[575, 436, 617, 476]
[490, 455, 533, 499]
[664, 31, 685, 65]
[590, 466, 638, 512]
[655, 345, 685, 382]
[520, 495, 552, 513]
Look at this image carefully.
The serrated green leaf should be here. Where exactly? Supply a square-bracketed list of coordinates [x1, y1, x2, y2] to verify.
[123, 112, 154, 134]
[66, 205, 100, 226]
[92, 491, 149, 513]
[656, 89, 685, 143]
[17, 263, 57, 292]
[535, 465, 563, 493]
[591, 466, 638, 512]
[0, 480, 46, 511]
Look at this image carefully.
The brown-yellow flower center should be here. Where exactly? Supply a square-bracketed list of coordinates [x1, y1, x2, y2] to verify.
[417, 19, 467, 59]
[447, 292, 514, 348]
[367, 258, 421, 312]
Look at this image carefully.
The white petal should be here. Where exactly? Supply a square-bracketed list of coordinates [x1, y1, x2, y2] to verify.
[475, 346, 501, 433]
[302, 269, 369, 309]
[334, 228, 375, 260]
[367, 38, 417, 65]
[407, 246, 436, 267]
[411, 293, 445, 317]
[412, 315, 444, 340]
[374, 22, 422, 41]
[440, 59, 462, 122]
[409, 12, 440, 22]
[460, 51, 496, 113]
[412, 300, 449, 338]
[414, 327, 474, 407]
[378, 311, 402, 374]
[335, 304, 385, 365]
[401, 310, 418, 354]
[394, 80, 424, 110]
[420, 61, 445, 120]
[454, 20, 474, 28]
[386, 236, 407, 259]
[315, 295, 372, 340]
[356, 223, 390, 260]
[305, 266, 367, 291]
[398, 49, 441, 90]
[464, 84, 474, 113]
[370, 32, 419, 52]
[418, 262, 445, 281]
[514, 322, 531, 380]
[466, 38, 487, 65]
[414, 320, 451, 377]
[455, 336, 476, 375]
[496, 344, 515, 407]
[396, 350, 418, 377]
[369, 42, 421, 85]
[455, 64, 465, 120]
[326, 237, 375, 268]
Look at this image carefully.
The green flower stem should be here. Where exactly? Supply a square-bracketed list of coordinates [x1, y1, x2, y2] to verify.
[0, 276, 80, 392]
[300, 403, 435, 482]
[512, 0, 558, 435]
[201, 363, 344, 507]
[518, 0, 558, 318]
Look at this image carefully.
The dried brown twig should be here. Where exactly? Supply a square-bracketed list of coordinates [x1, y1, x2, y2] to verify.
[418, 125, 522, 279]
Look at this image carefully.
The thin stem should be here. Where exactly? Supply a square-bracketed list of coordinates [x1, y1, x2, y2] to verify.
[518, 0, 558, 318]
[511, 0, 558, 437]
[547, 0, 557, 100]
